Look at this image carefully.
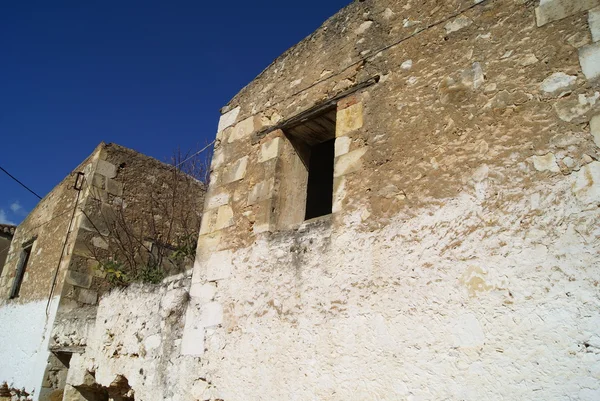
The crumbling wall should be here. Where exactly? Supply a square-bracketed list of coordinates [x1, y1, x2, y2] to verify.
[63, 272, 209, 401]
[179, 0, 600, 400]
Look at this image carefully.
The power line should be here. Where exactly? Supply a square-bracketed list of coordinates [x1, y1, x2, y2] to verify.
[175, 140, 215, 168]
[0, 165, 43, 200]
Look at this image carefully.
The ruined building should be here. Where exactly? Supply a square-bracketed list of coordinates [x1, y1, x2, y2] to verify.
[0, 225, 15, 277]
[0, 143, 205, 400]
[2, 0, 600, 399]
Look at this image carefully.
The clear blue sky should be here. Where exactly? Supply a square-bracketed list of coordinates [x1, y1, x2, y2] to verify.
[0, 0, 350, 225]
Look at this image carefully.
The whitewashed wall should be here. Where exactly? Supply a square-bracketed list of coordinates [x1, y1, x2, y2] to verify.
[0, 298, 60, 399]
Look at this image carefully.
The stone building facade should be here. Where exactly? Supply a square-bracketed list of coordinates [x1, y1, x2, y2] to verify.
[28, 0, 600, 400]
[0, 143, 205, 400]
[0, 224, 15, 277]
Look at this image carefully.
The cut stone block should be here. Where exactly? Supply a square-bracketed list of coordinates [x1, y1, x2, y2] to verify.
[95, 160, 117, 178]
[228, 116, 255, 143]
[199, 209, 217, 235]
[591, 6, 600, 42]
[181, 326, 205, 356]
[217, 106, 240, 133]
[579, 42, 600, 81]
[535, 0, 600, 27]
[200, 302, 223, 328]
[91, 173, 105, 189]
[334, 147, 368, 177]
[205, 249, 233, 281]
[215, 205, 234, 230]
[66, 271, 92, 289]
[259, 137, 282, 162]
[205, 191, 230, 210]
[248, 178, 275, 206]
[106, 178, 124, 196]
[221, 156, 248, 185]
[253, 199, 275, 234]
[190, 282, 217, 303]
[332, 176, 347, 213]
[336, 102, 364, 137]
[591, 114, 600, 147]
[78, 289, 98, 305]
[334, 136, 352, 157]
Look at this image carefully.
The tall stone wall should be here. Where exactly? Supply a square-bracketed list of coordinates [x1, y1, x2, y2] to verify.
[68, 0, 600, 400]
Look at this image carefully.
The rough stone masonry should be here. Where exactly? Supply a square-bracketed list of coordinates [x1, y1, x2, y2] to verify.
[65, 0, 600, 400]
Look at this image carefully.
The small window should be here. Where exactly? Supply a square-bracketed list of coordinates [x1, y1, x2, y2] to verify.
[278, 107, 336, 225]
[9, 240, 33, 299]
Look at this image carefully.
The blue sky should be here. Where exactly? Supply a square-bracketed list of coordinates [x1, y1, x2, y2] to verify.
[0, 0, 350, 225]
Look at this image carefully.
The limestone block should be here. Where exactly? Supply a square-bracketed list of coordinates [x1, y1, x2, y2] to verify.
[106, 178, 124, 196]
[228, 116, 255, 143]
[199, 302, 223, 328]
[332, 176, 347, 213]
[205, 191, 230, 210]
[91, 236, 109, 250]
[205, 249, 233, 281]
[215, 205, 234, 230]
[144, 334, 161, 351]
[535, 0, 600, 27]
[195, 232, 222, 266]
[579, 42, 600, 81]
[253, 199, 274, 234]
[77, 289, 98, 305]
[66, 271, 92, 289]
[573, 161, 600, 204]
[591, 114, 600, 147]
[334, 136, 351, 157]
[591, 6, 600, 42]
[221, 156, 248, 184]
[199, 209, 217, 235]
[211, 147, 225, 169]
[190, 282, 217, 302]
[540, 72, 577, 95]
[334, 147, 368, 177]
[95, 160, 117, 178]
[531, 153, 561, 172]
[91, 173, 105, 189]
[259, 137, 282, 162]
[217, 106, 240, 133]
[181, 326, 205, 356]
[444, 16, 472, 34]
[248, 178, 275, 206]
[336, 102, 363, 137]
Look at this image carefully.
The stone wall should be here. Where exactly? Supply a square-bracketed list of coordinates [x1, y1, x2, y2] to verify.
[62, 0, 600, 400]
[182, 0, 600, 399]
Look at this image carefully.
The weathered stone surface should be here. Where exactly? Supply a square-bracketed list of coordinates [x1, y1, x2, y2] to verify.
[334, 147, 368, 177]
[189, 282, 217, 303]
[206, 191, 230, 210]
[228, 116, 255, 143]
[66, 271, 92, 289]
[540, 72, 577, 95]
[247, 178, 274, 206]
[217, 106, 240, 133]
[77, 289, 98, 305]
[95, 160, 117, 178]
[204, 250, 233, 282]
[258, 137, 281, 162]
[336, 102, 363, 137]
[221, 156, 248, 184]
[573, 161, 600, 204]
[579, 42, 600, 81]
[105, 178, 123, 196]
[199, 302, 223, 328]
[591, 114, 600, 147]
[334, 136, 351, 157]
[535, 0, 600, 27]
[445, 16, 472, 34]
[591, 6, 600, 42]
[215, 205, 234, 230]
[531, 153, 561, 173]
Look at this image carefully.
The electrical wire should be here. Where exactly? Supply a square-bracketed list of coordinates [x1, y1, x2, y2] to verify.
[0, 165, 43, 200]
[175, 140, 215, 169]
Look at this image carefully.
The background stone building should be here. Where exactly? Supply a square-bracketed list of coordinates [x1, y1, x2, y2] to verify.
[11, 0, 600, 400]
[0, 224, 15, 277]
[0, 143, 205, 400]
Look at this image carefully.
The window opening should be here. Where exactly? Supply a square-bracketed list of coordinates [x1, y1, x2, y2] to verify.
[9, 240, 33, 299]
[283, 107, 336, 221]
